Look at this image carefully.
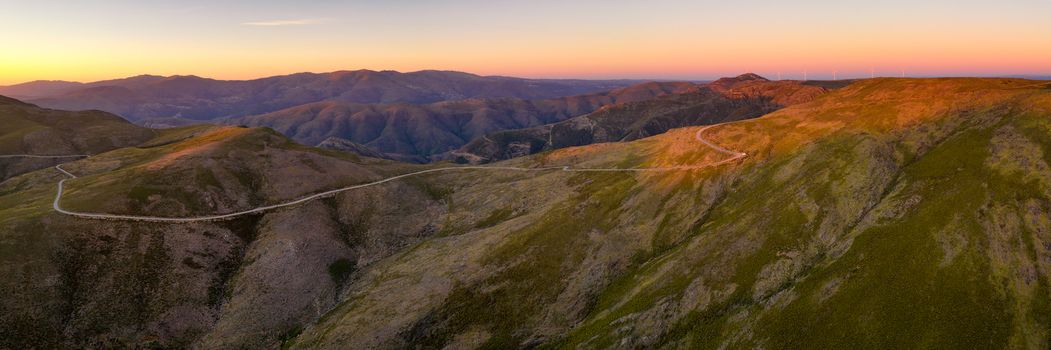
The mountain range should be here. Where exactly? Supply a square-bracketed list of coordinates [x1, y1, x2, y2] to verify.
[0, 70, 640, 121]
[231, 75, 832, 163]
[4, 71, 834, 164]
[227, 81, 701, 162]
[3, 77, 1051, 349]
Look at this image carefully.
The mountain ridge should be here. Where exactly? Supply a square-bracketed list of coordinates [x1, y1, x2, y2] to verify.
[453, 74, 828, 163]
[226, 81, 700, 162]
[2, 70, 643, 121]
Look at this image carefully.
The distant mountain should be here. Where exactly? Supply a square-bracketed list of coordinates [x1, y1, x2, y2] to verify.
[1005, 74, 1051, 80]
[3, 70, 640, 121]
[0, 81, 85, 99]
[453, 74, 828, 163]
[0, 75, 171, 100]
[226, 81, 699, 162]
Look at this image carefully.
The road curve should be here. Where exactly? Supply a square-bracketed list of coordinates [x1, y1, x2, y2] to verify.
[18, 124, 745, 223]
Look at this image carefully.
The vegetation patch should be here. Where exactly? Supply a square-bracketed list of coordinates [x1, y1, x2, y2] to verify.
[405, 171, 638, 348]
[327, 259, 356, 285]
[279, 324, 304, 350]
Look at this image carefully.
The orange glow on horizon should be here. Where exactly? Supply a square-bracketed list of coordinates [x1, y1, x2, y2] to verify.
[4, 34, 1049, 85]
[2, 1, 1050, 85]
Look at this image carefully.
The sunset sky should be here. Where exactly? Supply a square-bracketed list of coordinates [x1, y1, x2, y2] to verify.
[2, 0, 1050, 85]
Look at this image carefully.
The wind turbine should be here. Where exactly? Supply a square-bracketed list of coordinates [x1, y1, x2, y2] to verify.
[803, 69, 807, 81]
[870, 67, 875, 79]
[833, 70, 838, 81]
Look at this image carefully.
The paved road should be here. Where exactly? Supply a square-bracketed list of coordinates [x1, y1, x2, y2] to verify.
[13, 124, 746, 223]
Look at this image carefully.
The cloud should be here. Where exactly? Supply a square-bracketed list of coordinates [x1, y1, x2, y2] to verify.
[241, 18, 327, 27]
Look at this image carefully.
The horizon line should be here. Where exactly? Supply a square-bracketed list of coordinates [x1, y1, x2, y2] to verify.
[3, 69, 1051, 86]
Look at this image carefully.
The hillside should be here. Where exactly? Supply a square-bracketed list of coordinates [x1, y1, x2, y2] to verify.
[292, 77, 1051, 349]
[453, 74, 827, 163]
[226, 81, 699, 162]
[2, 78, 1051, 348]
[0, 124, 415, 348]
[0, 95, 155, 180]
[7, 70, 639, 121]
[316, 137, 390, 159]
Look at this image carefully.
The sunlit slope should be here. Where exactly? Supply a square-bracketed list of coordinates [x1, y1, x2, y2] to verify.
[549, 78, 1051, 349]
[293, 78, 1051, 349]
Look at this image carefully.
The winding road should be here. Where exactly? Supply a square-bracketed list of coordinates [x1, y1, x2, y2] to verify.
[7, 125, 745, 223]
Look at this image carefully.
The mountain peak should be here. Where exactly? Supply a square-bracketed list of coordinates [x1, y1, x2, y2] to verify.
[734, 73, 768, 81]
[708, 73, 772, 90]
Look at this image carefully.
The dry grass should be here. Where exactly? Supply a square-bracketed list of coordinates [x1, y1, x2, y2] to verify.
[144, 127, 249, 170]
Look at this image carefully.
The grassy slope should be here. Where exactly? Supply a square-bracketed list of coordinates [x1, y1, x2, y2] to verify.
[560, 78, 1051, 349]
[294, 78, 1051, 349]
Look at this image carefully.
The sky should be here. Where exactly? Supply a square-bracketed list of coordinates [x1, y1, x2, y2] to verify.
[1, 0, 1050, 85]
